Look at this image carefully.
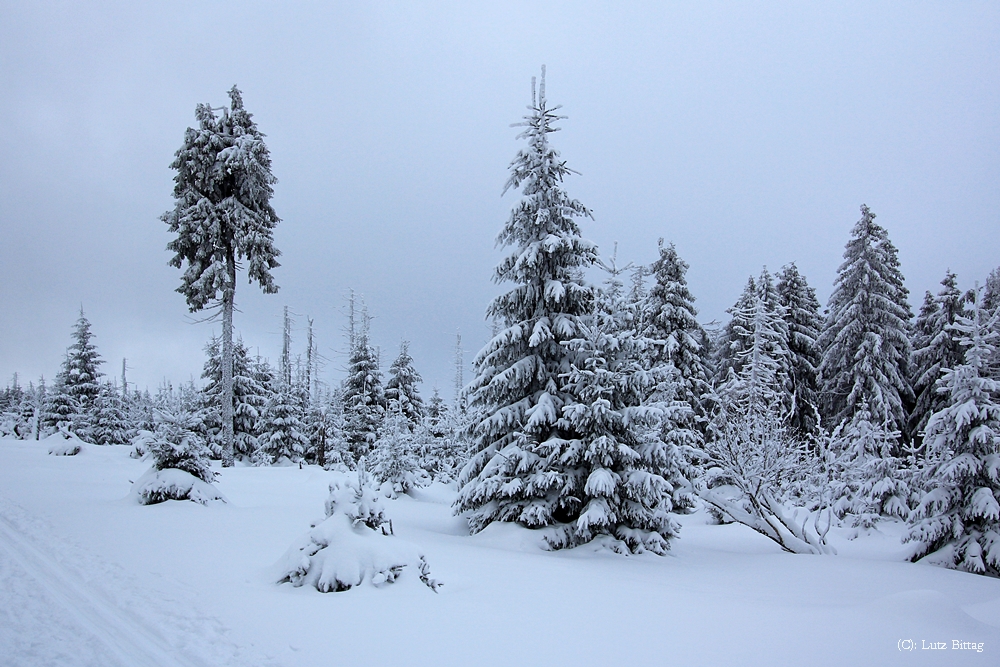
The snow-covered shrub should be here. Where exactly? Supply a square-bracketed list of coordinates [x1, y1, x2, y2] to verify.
[46, 427, 87, 456]
[700, 399, 833, 555]
[698, 293, 833, 555]
[274, 465, 441, 593]
[131, 467, 227, 506]
[132, 409, 225, 505]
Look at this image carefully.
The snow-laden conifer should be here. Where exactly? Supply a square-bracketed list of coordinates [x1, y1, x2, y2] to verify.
[385, 341, 424, 425]
[162, 86, 281, 468]
[908, 271, 967, 448]
[455, 68, 598, 532]
[776, 263, 823, 437]
[906, 289, 1000, 575]
[40, 377, 79, 437]
[818, 205, 912, 437]
[55, 309, 104, 441]
[260, 381, 310, 465]
[93, 382, 132, 445]
[371, 411, 429, 496]
[306, 389, 349, 469]
[202, 336, 268, 461]
[133, 407, 225, 505]
[550, 269, 691, 554]
[342, 329, 385, 462]
[715, 270, 791, 407]
[642, 240, 710, 419]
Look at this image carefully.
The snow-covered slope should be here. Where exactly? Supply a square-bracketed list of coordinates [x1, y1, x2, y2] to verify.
[1, 436, 996, 666]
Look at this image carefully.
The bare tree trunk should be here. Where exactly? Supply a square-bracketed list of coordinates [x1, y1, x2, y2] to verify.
[221, 253, 236, 468]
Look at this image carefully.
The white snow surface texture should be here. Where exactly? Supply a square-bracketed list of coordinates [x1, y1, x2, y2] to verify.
[1, 436, 998, 667]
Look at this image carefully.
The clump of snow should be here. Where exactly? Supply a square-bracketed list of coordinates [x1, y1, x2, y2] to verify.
[45, 429, 86, 456]
[274, 466, 441, 593]
[130, 467, 228, 506]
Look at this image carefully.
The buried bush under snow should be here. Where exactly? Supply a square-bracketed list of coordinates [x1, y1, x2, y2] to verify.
[130, 467, 228, 506]
[274, 466, 441, 593]
[46, 429, 87, 456]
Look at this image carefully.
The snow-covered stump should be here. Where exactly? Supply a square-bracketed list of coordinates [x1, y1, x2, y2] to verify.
[274, 468, 441, 593]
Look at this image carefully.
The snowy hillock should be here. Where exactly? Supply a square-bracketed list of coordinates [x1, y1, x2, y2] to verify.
[45, 430, 86, 456]
[275, 467, 441, 593]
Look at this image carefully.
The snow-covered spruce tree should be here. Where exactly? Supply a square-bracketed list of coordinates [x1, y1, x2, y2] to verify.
[415, 389, 469, 483]
[905, 289, 1000, 575]
[275, 464, 440, 592]
[548, 277, 692, 553]
[343, 329, 385, 462]
[908, 271, 967, 449]
[715, 270, 791, 409]
[162, 86, 281, 468]
[132, 407, 225, 505]
[776, 263, 823, 438]
[385, 341, 424, 426]
[40, 376, 79, 437]
[372, 410, 429, 497]
[15, 383, 39, 440]
[642, 239, 710, 421]
[56, 309, 104, 442]
[93, 382, 132, 445]
[306, 389, 348, 469]
[202, 336, 268, 461]
[259, 380, 310, 465]
[823, 405, 913, 531]
[455, 68, 599, 533]
[818, 204, 913, 440]
[699, 293, 832, 554]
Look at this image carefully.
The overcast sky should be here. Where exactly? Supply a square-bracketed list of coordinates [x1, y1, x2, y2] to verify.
[1, 1, 998, 398]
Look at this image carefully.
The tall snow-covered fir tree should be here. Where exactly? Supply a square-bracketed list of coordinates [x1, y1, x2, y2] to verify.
[260, 380, 310, 464]
[342, 328, 385, 461]
[93, 382, 132, 445]
[455, 68, 599, 533]
[906, 288, 1000, 575]
[56, 309, 104, 441]
[641, 239, 710, 419]
[776, 263, 823, 437]
[162, 86, 281, 467]
[908, 271, 967, 448]
[715, 269, 790, 405]
[818, 205, 913, 439]
[546, 259, 693, 553]
[385, 341, 424, 426]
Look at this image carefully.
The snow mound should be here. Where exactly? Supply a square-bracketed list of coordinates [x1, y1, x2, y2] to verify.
[45, 431, 87, 456]
[274, 468, 441, 593]
[130, 467, 227, 506]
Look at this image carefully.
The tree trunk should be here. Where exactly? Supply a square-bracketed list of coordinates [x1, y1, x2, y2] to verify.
[221, 252, 236, 468]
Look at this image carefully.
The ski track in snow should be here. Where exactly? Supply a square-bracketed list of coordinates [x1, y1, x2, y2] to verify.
[0, 493, 273, 667]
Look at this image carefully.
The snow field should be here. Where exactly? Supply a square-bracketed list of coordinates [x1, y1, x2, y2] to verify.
[1, 436, 998, 667]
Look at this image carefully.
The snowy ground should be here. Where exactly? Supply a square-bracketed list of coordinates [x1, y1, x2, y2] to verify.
[1, 436, 997, 667]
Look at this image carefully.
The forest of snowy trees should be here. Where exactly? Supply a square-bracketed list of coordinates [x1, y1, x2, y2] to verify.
[3, 73, 999, 578]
